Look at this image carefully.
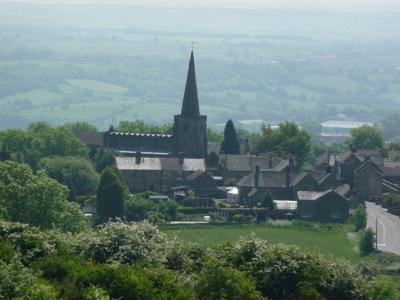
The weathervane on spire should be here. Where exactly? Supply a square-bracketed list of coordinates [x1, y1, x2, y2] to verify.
[192, 42, 195, 51]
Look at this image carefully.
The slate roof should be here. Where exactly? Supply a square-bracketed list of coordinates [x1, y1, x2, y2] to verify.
[334, 184, 351, 197]
[336, 149, 383, 167]
[186, 170, 215, 182]
[383, 161, 400, 177]
[223, 155, 289, 172]
[297, 190, 331, 201]
[238, 171, 306, 188]
[116, 157, 205, 172]
[354, 160, 383, 175]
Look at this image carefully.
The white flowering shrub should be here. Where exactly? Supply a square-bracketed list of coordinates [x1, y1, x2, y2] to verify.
[78, 220, 171, 265]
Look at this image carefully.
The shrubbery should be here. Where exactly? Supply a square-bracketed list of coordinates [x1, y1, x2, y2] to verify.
[0, 219, 396, 299]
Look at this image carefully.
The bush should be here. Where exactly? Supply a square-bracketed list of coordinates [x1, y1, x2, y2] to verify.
[195, 260, 264, 300]
[216, 237, 369, 300]
[79, 221, 171, 265]
[359, 228, 375, 256]
[350, 205, 367, 231]
[368, 278, 398, 300]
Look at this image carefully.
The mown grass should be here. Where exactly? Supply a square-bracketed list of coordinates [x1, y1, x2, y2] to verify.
[160, 221, 361, 262]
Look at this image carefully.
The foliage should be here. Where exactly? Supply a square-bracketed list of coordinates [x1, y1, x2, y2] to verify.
[96, 166, 126, 224]
[368, 278, 399, 300]
[0, 122, 89, 168]
[349, 124, 384, 150]
[125, 193, 178, 222]
[207, 127, 223, 142]
[194, 259, 264, 300]
[253, 122, 311, 167]
[217, 237, 369, 300]
[116, 120, 173, 134]
[223, 178, 237, 186]
[207, 151, 220, 167]
[62, 122, 98, 134]
[359, 228, 375, 256]
[94, 147, 116, 173]
[0, 161, 88, 232]
[260, 191, 275, 209]
[38, 156, 99, 200]
[79, 221, 171, 265]
[350, 205, 368, 231]
[220, 119, 240, 154]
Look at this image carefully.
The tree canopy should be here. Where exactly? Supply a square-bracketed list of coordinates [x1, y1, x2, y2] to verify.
[0, 122, 89, 168]
[349, 124, 384, 150]
[0, 161, 87, 232]
[96, 166, 126, 224]
[38, 156, 99, 200]
[253, 122, 311, 166]
[220, 119, 240, 154]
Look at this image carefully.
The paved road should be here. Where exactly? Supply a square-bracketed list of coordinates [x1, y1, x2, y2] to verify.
[366, 201, 400, 255]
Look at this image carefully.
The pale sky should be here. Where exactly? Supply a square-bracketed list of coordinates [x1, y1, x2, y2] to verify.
[2, 0, 400, 11]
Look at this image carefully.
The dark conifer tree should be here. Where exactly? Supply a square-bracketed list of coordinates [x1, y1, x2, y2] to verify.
[220, 119, 240, 154]
[96, 166, 126, 224]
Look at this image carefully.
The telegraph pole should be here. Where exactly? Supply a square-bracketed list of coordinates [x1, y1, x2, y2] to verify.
[375, 216, 378, 250]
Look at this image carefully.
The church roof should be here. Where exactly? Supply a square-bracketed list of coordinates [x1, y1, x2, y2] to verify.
[181, 51, 200, 117]
[115, 156, 205, 172]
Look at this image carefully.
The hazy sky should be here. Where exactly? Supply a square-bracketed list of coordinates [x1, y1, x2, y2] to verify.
[2, 0, 400, 11]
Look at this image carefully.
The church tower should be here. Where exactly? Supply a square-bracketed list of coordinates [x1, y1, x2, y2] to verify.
[173, 51, 207, 158]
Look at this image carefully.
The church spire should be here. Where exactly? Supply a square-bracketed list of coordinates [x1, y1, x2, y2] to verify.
[181, 51, 200, 117]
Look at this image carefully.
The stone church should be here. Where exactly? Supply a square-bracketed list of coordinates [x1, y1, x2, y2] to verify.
[75, 51, 208, 159]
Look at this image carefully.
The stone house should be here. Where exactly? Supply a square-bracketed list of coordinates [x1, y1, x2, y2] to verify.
[353, 159, 383, 202]
[186, 170, 219, 197]
[237, 166, 318, 205]
[115, 153, 205, 194]
[297, 190, 350, 222]
[220, 154, 292, 181]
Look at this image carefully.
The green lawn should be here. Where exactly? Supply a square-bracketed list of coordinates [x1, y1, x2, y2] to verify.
[161, 222, 360, 262]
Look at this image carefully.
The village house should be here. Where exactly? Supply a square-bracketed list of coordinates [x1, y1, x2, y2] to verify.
[297, 189, 350, 222]
[237, 165, 318, 206]
[220, 154, 292, 181]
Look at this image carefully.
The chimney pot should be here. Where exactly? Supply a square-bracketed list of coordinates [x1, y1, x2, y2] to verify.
[135, 151, 142, 164]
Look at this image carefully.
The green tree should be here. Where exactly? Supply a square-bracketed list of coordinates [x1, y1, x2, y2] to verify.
[359, 228, 375, 256]
[62, 121, 98, 134]
[220, 119, 240, 154]
[116, 120, 173, 134]
[350, 124, 384, 150]
[195, 260, 264, 300]
[207, 151, 220, 167]
[38, 156, 99, 200]
[253, 122, 311, 167]
[96, 166, 126, 224]
[350, 205, 368, 231]
[260, 191, 275, 209]
[94, 147, 116, 173]
[0, 161, 87, 232]
[208, 127, 224, 142]
[0, 122, 89, 168]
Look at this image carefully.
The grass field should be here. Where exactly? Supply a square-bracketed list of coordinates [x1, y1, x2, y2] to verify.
[161, 222, 361, 262]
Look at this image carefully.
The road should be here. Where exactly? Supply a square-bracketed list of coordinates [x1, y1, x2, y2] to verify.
[366, 201, 400, 255]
